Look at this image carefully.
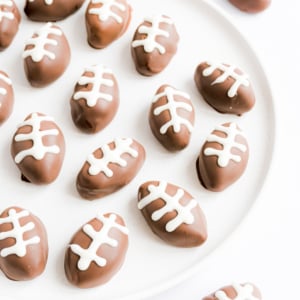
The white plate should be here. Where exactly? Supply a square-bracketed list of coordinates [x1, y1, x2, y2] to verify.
[0, 0, 275, 299]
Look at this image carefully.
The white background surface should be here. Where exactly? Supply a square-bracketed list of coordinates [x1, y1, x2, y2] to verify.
[0, 1, 298, 299]
[154, 0, 300, 299]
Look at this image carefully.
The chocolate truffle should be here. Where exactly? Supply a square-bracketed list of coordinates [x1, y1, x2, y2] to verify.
[203, 283, 262, 300]
[11, 112, 66, 184]
[138, 181, 207, 247]
[228, 0, 271, 13]
[194, 61, 255, 115]
[23, 22, 71, 87]
[77, 137, 146, 200]
[149, 84, 194, 151]
[0, 206, 48, 281]
[24, 0, 85, 22]
[131, 14, 179, 76]
[85, 0, 132, 49]
[0, 0, 21, 51]
[196, 122, 249, 192]
[64, 212, 129, 288]
[70, 64, 119, 134]
[0, 70, 14, 125]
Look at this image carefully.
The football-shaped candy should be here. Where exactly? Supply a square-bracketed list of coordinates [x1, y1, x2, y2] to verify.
[85, 0, 132, 49]
[11, 112, 66, 184]
[196, 122, 249, 192]
[0, 0, 21, 51]
[149, 84, 194, 151]
[77, 137, 146, 200]
[203, 283, 262, 300]
[228, 0, 271, 13]
[194, 61, 255, 115]
[0, 206, 48, 281]
[138, 181, 207, 247]
[0, 70, 14, 125]
[23, 22, 71, 87]
[131, 14, 179, 76]
[70, 64, 119, 134]
[64, 212, 129, 288]
[24, 0, 85, 21]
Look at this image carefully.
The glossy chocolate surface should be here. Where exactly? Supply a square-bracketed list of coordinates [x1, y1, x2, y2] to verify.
[0, 206, 48, 281]
[0, 70, 14, 125]
[24, 0, 85, 21]
[77, 137, 146, 200]
[0, 0, 21, 50]
[23, 22, 71, 87]
[194, 61, 255, 115]
[64, 212, 129, 288]
[149, 84, 194, 151]
[131, 14, 179, 76]
[229, 0, 271, 13]
[196, 122, 249, 192]
[85, 0, 132, 49]
[70, 64, 119, 133]
[138, 181, 207, 247]
[11, 112, 65, 185]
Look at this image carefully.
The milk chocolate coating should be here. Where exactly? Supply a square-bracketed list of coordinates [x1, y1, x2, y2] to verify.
[149, 84, 194, 151]
[131, 15, 179, 76]
[138, 181, 207, 247]
[203, 283, 262, 300]
[64, 212, 129, 288]
[0, 206, 48, 281]
[0, 0, 21, 51]
[194, 62, 255, 115]
[196, 122, 249, 192]
[85, 0, 132, 49]
[228, 0, 271, 13]
[70, 64, 119, 133]
[23, 23, 71, 87]
[11, 112, 65, 185]
[77, 138, 146, 200]
[24, 0, 85, 22]
[0, 70, 14, 125]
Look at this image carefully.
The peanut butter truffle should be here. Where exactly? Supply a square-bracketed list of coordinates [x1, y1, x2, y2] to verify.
[0, 70, 14, 125]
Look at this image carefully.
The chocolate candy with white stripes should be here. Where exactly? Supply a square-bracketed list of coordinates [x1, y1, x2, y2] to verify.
[85, 0, 132, 49]
[196, 122, 249, 192]
[24, 0, 85, 22]
[138, 181, 207, 247]
[131, 14, 179, 76]
[0, 70, 14, 125]
[202, 283, 262, 300]
[0, 0, 21, 50]
[194, 61, 255, 115]
[149, 84, 194, 151]
[76, 138, 145, 200]
[11, 112, 65, 184]
[70, 64, 119, 133]
[23, 22, 70, 87]
[64, 212, 129, 288]
[0, 206, 48, 281]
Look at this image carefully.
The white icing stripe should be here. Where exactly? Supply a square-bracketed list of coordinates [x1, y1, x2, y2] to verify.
[14, 113, 60, 164]
[138, 181, 198, 232]
[70, 213, 129, 271]
[87, 138, 138, 177]
[28, 0, 54, 5]
[73, 65, 114, 107]
[0, 209, 40, 258]
[89, 0, 126, 24]
[215, 283, 259, 300]
[0, 73, 12, 96]
[22, 22, 62, 62]
[152, 86, 193, 134]
[202, 62, 250, 98]
[0, 0, 14, 22]
[204, 123, 247, 167]
[132, 15, 173, 54]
